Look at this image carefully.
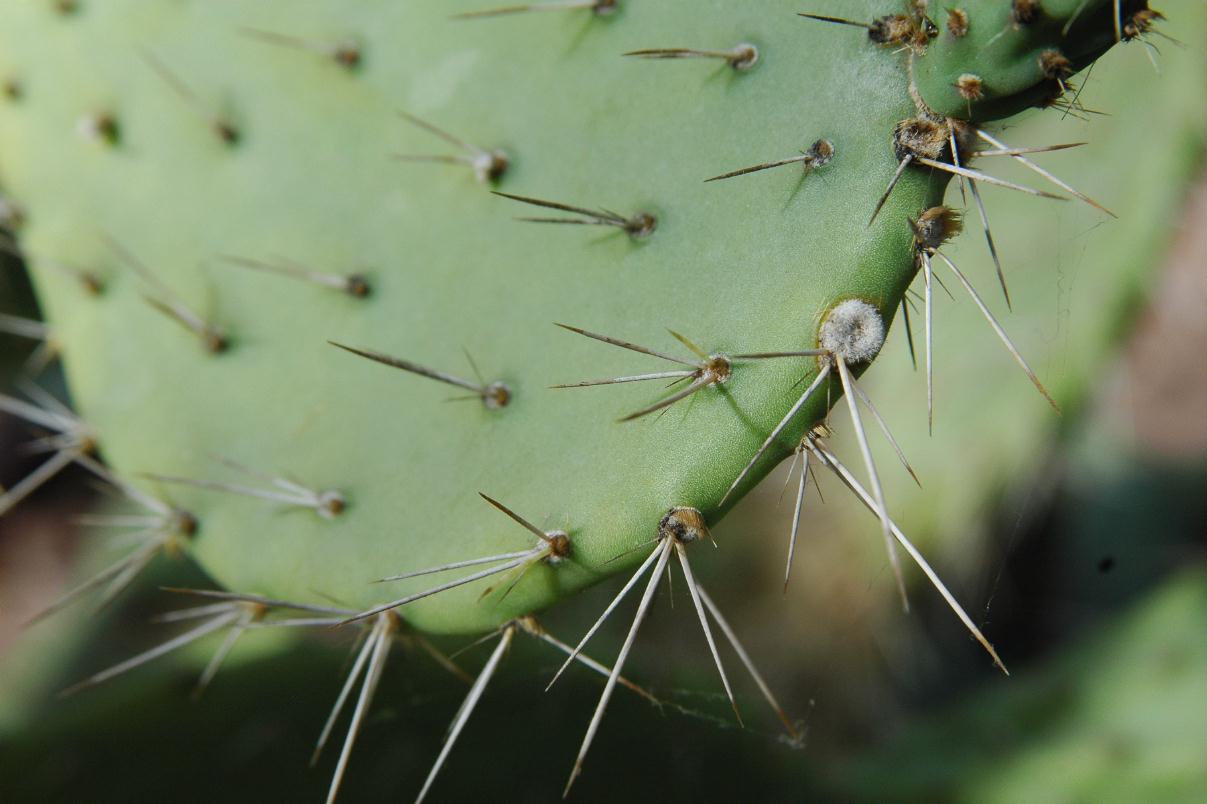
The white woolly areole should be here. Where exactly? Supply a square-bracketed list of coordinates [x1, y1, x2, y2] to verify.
[542, 530, 570, 564]
[818, 299, 886, 364]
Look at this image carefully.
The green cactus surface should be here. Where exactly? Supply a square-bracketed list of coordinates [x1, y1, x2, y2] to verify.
[0, 0, 1172, 637]
[0, 1, 1157, 638]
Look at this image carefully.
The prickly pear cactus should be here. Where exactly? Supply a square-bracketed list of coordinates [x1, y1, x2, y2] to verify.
[0, 0, 1179, 797]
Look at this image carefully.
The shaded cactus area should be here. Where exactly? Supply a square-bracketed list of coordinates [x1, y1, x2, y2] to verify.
[1, 1, 1205, 801]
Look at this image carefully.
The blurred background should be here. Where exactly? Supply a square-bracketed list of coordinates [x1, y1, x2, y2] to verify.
[2, 14, 1205, 804]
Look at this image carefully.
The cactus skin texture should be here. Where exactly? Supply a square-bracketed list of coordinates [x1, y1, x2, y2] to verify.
[0, 1, 1158, 629]
[0, 0, 1174, 706]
